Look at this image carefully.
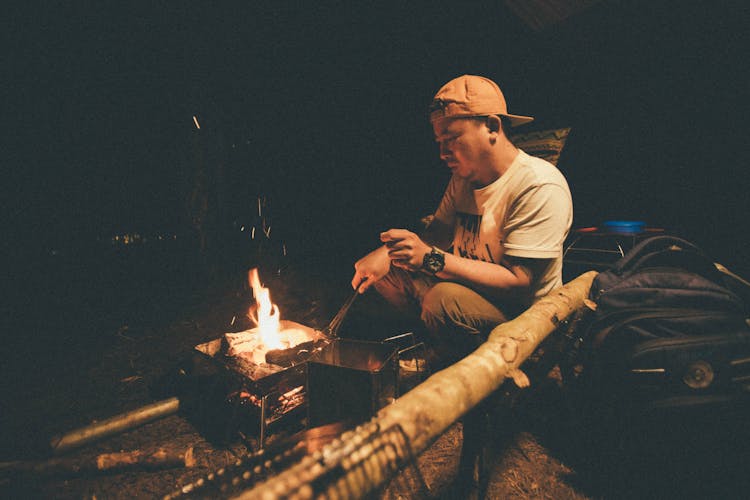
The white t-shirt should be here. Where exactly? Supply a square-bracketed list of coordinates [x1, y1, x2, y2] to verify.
[434, 150, 573, 306]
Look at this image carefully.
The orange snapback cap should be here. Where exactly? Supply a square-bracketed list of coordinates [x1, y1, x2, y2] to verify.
[429, 74, 534, 127]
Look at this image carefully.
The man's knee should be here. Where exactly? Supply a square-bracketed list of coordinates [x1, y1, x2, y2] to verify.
[421, 282, 470, 329]
[420, 282, 507, 336]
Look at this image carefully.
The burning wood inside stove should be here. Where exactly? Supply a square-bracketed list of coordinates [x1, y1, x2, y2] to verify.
[223, 319, 328, 379]
[220, 268, 329, 380]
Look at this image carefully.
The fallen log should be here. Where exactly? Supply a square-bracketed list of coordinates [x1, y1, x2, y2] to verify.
[235, 270, 598, 499]
[0, 445, 195, 478]
[49, 397, 180, 454]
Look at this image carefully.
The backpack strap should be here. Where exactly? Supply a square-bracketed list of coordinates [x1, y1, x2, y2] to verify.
[612, 235, 708, 275]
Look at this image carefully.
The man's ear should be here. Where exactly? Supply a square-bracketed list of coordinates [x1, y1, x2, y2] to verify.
[486, 115, 502, 136]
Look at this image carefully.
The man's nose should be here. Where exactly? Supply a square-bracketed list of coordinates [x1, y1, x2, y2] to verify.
[439, 141, 451, 159]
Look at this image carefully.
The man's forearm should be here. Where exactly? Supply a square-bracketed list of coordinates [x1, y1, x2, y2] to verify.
[435, 251, 531, 296]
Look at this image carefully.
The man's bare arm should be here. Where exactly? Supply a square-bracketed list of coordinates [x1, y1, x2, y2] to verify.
[420, 216, 453, 250]
[381, 228, 543, 298]
[436, 252, 535, 297]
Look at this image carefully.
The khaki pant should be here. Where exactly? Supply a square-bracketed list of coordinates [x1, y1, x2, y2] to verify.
[373, 267, 513, 362]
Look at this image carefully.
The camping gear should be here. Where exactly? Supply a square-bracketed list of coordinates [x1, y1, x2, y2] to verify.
[306, 339, 399, 427]
[569, 234, 750, 411]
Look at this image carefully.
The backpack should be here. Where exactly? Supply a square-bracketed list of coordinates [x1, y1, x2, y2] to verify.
[569, 234, 750, 411]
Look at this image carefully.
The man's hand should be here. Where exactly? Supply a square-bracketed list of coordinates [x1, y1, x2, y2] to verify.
[380, 229, 432, 272]
[352, 246, 390, 293]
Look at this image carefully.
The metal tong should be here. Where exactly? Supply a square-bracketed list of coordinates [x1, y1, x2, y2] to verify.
[324, 280, 366, 338]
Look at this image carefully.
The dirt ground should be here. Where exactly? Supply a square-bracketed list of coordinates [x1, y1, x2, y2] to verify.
[2, 255, 749, 499]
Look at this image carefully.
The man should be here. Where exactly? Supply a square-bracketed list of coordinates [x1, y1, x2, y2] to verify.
[351, 74, 572, 364]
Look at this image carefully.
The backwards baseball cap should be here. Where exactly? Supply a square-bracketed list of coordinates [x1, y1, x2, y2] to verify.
[429, 75, 534, 127]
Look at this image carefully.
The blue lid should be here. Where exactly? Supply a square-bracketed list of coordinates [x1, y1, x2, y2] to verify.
[603, 220, 645, 234]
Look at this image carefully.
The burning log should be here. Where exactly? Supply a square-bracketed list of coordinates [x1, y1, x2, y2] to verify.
[224, 320, 326, 370]
[265, 340, 320, 367]
[233, 271, 598, 499]
[220, 268, 327, 374]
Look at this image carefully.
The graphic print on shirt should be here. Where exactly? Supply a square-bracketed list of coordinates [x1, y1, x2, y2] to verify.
[456, 212, 482, 260]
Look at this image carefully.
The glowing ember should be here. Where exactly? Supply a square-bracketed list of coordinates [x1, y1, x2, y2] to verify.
[248, 268, 282, 349]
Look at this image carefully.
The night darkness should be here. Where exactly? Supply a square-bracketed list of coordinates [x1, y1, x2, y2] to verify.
[5, 2, 750, 313]
[2, 4, 750, 495]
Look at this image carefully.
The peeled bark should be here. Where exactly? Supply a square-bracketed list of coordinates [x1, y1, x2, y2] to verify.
[235, 271, 598, 499]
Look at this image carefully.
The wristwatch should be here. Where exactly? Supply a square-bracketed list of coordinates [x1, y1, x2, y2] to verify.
[422, 247, 445, 275]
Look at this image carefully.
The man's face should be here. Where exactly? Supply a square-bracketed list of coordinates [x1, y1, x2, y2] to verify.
[432, 117, 491, 186]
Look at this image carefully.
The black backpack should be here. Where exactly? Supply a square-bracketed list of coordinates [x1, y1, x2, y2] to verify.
[570, 234, 750, 410]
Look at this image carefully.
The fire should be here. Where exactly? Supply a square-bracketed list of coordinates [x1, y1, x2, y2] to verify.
[248, 268, 282, 350]
[224, 268, 322, 367]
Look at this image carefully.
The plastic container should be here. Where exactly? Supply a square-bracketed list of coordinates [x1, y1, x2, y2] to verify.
[603, 220, 646, 234]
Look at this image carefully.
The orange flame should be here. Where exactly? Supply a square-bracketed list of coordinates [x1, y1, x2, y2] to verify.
[248, 268, 282, 349]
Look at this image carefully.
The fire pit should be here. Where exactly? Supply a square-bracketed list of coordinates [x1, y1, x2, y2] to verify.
[193, 322, 329, 448]
[188, 269, 332, 447]
[185, 268, 425, 449]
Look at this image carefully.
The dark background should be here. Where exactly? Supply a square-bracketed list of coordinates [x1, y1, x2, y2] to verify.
[4, 1, 749, 330]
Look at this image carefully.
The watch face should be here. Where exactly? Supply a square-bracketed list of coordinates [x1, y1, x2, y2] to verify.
[423, 249, 445, 274]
